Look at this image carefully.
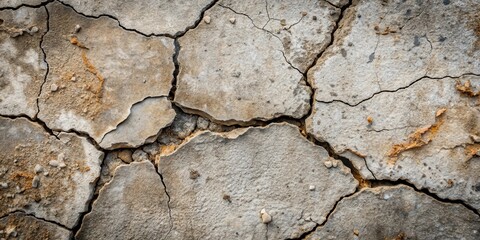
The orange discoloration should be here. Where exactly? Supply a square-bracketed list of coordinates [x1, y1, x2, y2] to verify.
[69, 36, 88, 49]
[456, 80, 479, 97]
[81, 51, 105, 98]
[465, 144, 480, 163]
[367, 116, 373, 124]
[10, 171, 35, 190]
[387, 109, 446, 164]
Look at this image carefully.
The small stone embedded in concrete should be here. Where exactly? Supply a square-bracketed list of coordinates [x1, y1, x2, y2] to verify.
[0, 117, 103, 228]
[0, 212, 71, 240]
[159, 123, 357, 239]
[34, 164, 43, 174]
[61, 0, 214, 35]
[307, 76, 480, 211]
[309, 185, 316, 191]
[0, 7, 48, 118]
[260, 209, 272, 224]
[228, 17, 236, 24]
[309, 186, 480, 240]
[38, 2, 175, 143]
[204, 15, 211, 24]
[99, 97, 176, 149]
[76, 161, 171, 240]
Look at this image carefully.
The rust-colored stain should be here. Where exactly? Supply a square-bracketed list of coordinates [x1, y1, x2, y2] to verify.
[456, 79, 479, 97]
[81, 51, 105, 98]
[69, 36, 88, 49]
[387, 109, 446, 164]
[465, 144, 480, 163]
[367, 116, 373, 124]
[10, 171, 35, 190]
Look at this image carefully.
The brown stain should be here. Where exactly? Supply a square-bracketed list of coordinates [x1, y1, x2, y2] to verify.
[456, 79, 480, 97]
[81, 51, 105, 98]
[387, 109, 447, 164]
[69, 36, 88, 49]
[10, 171, 35, 190]
[465, 144, 480, 163]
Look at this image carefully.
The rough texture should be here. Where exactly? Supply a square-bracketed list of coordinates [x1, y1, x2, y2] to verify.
[0, 212, 71, 240]
[61, 0, 214, 36]
[0, 117, 103, 228]
[0, 0, 48, 8]
[158, 124, 358, 239]
[309, 186, 480, 240]
[175, 3, 312, 124]
[38, 2, 174, 142]
[76, 161, 171, 240]
[99, 97, 176, 150]
[0, 6, 47, 117]
[307, 76, 480, 210]
[308, 0, 480, 105]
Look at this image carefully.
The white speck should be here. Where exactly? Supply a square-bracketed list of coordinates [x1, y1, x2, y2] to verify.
[332, 160, 338, 168]
[34, 164, 43, 174]
[30, 26, 39, 33]
[74, 24, 81, 33]
[50, 84, 58, 92]
[229, 17, 236, 24]
[309, 185, 316, 191]
[0, 182, 8, 188]
[32, 176, 40, 188]
[324, 160, 333, 168]
[71, 76, 76, 82]
[49, 160, 59, 167]
[204, 16, 211, 24]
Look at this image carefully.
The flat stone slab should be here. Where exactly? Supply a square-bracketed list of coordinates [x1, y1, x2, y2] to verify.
[309, 186, 480, 240]
[308, 0, 480, 105]
[61, 0, 214, 36]
[175, 2, 313, 124]
[0, 212, 71, 239]
[38, 2, 175, 143]
[76, 161, 171, 240]
[0, 116, 103, 228]
[0, 7, 47, 117]
[307, 75, 480, 210]
[99, 97, 176, 150]
[158, 123, 358, 239]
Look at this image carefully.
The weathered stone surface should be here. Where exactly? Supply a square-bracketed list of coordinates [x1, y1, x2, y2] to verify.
[175, 3, 313, 124]
[0, 212, 71, 240]
[76, 161, 171, 240]
[0, 116, 103, 228]
[309, 186, 480, 240]
[0, 0, 48, 8]
[0, 7, 47, 117]
[38, 2, 174, 143]
[61, 0, 214, 36]
[158, 123, 358, 239]
[99, 97, 176, 149]
[220, 0, 341, 72]
[307, 75, 480, 210]
[308, 0, 480, 105]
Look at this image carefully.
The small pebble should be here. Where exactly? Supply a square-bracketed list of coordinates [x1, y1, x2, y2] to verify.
[229, 17, 236, 24]
[43, 171, 49, 176]
[0, 182, 8, 188]
[260, 209, 272, 224]
[49, 160, 59, 167]
[324, 160, 333, 168]
[70, 76, 76, 82]
[59, 162, 66, 168]
[204, 16, 211, 24]
[30, 26, 39, 33]
[74, 24, 81, 33]
[309, 185, 316, 191]
[32, 176, 40, 188]
[34, 164, 44, 174]
[332, 160, 338, 168]
[50, 84, 58, 92]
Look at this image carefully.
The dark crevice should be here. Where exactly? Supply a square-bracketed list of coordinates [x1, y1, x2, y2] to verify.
[1, 209, 71, 231]
[169, 39, 180, 101]
[319, 72, 480, 107]
[0, 113, 59, 139]
[370, 180, 480, 217]
[70, 152, 108, 239]
[0, 0, 53, 11]
[35, 5, 50, 119]
[57, 0, 219, 39]
[153, 165, 173, 240]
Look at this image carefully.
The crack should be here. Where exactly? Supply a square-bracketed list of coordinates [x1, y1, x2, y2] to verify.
[324, 0, 341, 9]
[318, 73, 480, 107]
[169, 39, 180, 101]
[1, 209, 71, 231]
[0, 0, 53, 11]
[57, 0, 218, 39]
[70, 152, 108, 239]
[36, 4, 50, 119]
[0, 113, 59, 139]
[153, 166, 173, 240]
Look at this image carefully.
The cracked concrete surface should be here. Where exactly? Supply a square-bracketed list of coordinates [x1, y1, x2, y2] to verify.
[1, 0, 479, 239]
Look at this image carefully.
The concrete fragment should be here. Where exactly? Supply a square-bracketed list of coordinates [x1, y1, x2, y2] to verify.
[76, 161, 170, 240]
[309, 186, 480, 240]
[100, 98, 176, 149]
[0, 212, 71, 240]
[307, 76, 480, 210]
[159, 123, 357, 239]
[0, 7, 47, 117]
[61, 0, 214, 36]
[38, 2, 174, 143]
[176, 3, 313, 124]
[308, 0, 480, 105]
[0, 117, 103, 228]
